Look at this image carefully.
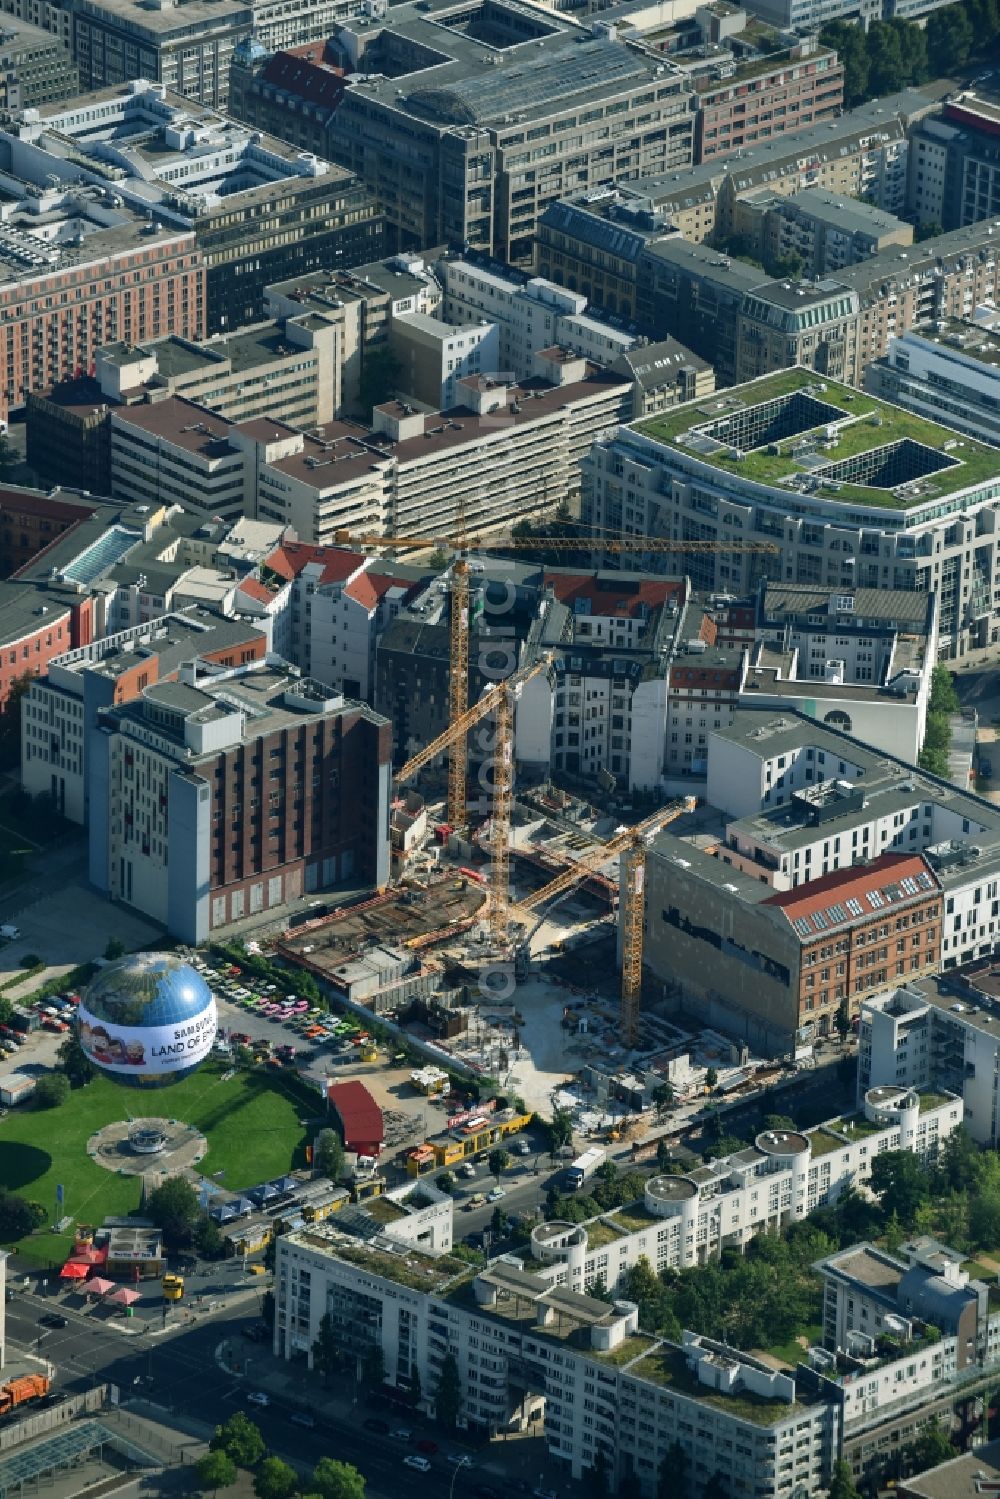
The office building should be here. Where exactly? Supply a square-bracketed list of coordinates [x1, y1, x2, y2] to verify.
[683, 35, 843, 164]
[866, 318, 1000, 450]
[908, 93, 1000, 232]
[610, 338, 715, 418]
[0, 12, 75, 108]
[3, 80, 383, 334]
[325, 0, 695, 264]
[228, 39, 346, 155]
[65, 0, 252, 106]
[90, 659, 391, 941]
[585, 366, 1000, 655]
[388, 314, 500, 411]
[732, 188, 914, 279]
[21, 607, 268, 822]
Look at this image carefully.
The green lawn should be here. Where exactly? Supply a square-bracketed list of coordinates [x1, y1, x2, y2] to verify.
[764, 1325, 822, 1369]
[0, 1061, 316, 1265]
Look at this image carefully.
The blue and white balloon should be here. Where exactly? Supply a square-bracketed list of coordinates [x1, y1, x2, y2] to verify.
[77, 953, 217, 1089]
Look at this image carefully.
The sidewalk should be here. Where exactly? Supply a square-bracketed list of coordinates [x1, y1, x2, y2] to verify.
[215, 1339, 568, 1492]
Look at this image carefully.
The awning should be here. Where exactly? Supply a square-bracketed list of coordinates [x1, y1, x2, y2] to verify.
[59, 1261, 89, 1279]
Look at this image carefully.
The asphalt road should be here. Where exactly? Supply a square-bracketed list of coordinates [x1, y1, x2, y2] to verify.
[4, 1296, 475, 1499]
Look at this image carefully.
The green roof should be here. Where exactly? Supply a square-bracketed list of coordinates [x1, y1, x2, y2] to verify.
[632, 367, 1000, 511]
[629, 1346, 797, 1425]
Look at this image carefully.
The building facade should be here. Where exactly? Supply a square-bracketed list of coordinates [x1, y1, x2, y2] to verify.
[865, 319, 1000, 450]
[89, 660, 392, 941]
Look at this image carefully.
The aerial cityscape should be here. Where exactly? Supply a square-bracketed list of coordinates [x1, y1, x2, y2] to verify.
[4, 1, 1000, 1497]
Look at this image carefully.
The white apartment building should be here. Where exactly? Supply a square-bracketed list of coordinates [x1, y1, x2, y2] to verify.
[389, 313, 499, 411]
[859, 976, 1000, 1147]
[437, 258, 638, 382]
[866, 319, 1000, 450]
[585, 368, 1000, 658]
[109, 402, 253, 523]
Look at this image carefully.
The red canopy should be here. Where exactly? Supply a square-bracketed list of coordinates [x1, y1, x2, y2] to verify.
[59, 1261, 89, 1279]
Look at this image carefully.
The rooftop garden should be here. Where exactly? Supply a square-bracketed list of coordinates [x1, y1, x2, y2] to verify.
[587, 1219, 628, 1251]
[835, 1113, 884, 1140]
[609, 1204, 660, 1235]
[590, 1333, 657, 1368]
[806, 1127, 845, 1158]
[918, 1090, 952, 1114]
[633, 369, 999, 510]
[630, 1346, 796, 1426]
[334, 1243, 471, 1293]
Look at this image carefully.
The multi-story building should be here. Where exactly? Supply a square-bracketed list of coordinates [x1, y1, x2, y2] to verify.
[265, 252, 443, 418]
[859, 967, 1000, 1148]
[436, 256, 643, 380]
[90, 659, 391, 941]
[732, 188, 914, 278]
[683, 36, 843, 165]
[228, 39, 346, 155]
[634, 238, 769, 385]
[64, 0, 252, 106]
[535, 88, 931, 295]
[0, 177, 202, 422]
[750, 0, 956, 28]
[325, 0, 695, 264]
[111, 354, 630, 540]
[27, 314, 342, 491]
[610, 337, 716, 418]
[21, 607, 267, 822]
[585, 366, 1000, 656]
[273, 1088, 964, 1497]
[0, 12, 75, 108]
[388, 314, 500, 411]
[865, 318, 1000, 450]
[0, 0, 69, 51]
[3, 81, 383, 334]
[642, 706, 1000, 1048]
[908, 93, 1000, 232]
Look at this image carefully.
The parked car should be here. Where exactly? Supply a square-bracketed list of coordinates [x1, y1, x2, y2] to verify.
[487, 1187, 505, 1202]
[404, 1456, 432, 1473]
[391, 1428, 413, 1442]
[246, 1391, 270, 1408]
[39, 1313, 68, 1328]
[416, 1439, 438, 1455]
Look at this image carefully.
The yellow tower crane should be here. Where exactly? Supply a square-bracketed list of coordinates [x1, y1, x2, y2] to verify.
[334, 528, 778, 828]
[508, 797, 697, 1044]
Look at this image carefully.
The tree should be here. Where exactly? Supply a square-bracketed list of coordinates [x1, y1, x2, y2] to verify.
[437, 1171, 455, 1195]
[312, 1459, 366, 1499]
[312, 1310, 340, 1387]
[254, 1456, 298, 1499]
[104, 937, 126, 961]
[57, 1033, 94, 1089]
[434, 1351, 463, 1429]
[34, 1073, 69, 1109]
[195, 1213, 225, 1259]
[821, 20, 869, 105]
[889, 17, 928, 84]
[488, 1148, 510, 1183]
[762, 1114, 797, 1132]
[865, 21, 905, 95]
[146, 1176, 202, 1247]
[910, 1419, 956, 1471]
[869, 1149, 930, 1228]
[585, 1449, 610, 1499]
[926, 5, 973, 71]
[196, 1451, 238, 1495]
[703, 1474, 730, 1499]
[835, 999, 851, 1044]
[211, 1412, 265, 1468]
[358, 345, 401, 418]
[938, 1126, 981, 1193]
[828, 1459, 863, 1499]
[0, 997, 12, 1027]
[652, 1083, 673, 1117]
[770, 252, 804, 281]
[0, 1188, 46, 1238]
[659, 1443, 688, 1499]
[705, 1067, 718, 1089]
[313, 1128, 344, 1183]
[656, 1137, 672, 1172]
[929, 664, 961, 716]
[0, 673, 34, 770]
[362, 1342, 384, 1388]
[546, 1108, 574, 1157]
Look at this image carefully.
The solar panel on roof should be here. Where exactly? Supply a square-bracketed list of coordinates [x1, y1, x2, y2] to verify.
[846, 897, 863, 917]
[884, 882, 902, 902]
[792, 917, 812, 937]
[867, 890, 884, 909]
[811, 911, 828, 931]
[827, 903, 847, 923]
[901, 876, 918, 895]
[917, 872, 933, 889]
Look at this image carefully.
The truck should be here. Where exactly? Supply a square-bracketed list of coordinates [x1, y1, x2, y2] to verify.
[162, 1273, 184, 1302]
[564, 1147, 605, 1190]
[0, 1373, 50, 1417]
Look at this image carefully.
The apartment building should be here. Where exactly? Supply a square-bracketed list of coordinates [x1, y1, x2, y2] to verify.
[90, 660, 391, 941]
[3, 80, 383, 334]
[585, 367, 1000, 656]
[109, 401, 253, 525]
[859, 967, 1000, 1148]
[228, 40, 346, 155]
[732, 188, 914, 278]
[388, 315, 500, 411]
[27, 316, 341, 493]
[865, 319, 1000, 450]
[21, 608, 267, 823]
[683, 36, 843, 164]
[325, 0, 695, 264]
[634, 238, 768, 385]
[610, 338, 716, 418]
[273, 1089, 964, 1499]
[908, 93, 1000, 232]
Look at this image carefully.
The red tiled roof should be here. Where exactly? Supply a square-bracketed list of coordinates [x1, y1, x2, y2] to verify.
[266, 541, 364, 587]
[237, 578, 276, 605]
[345, 572, 412, 610]
[763, 853, 938, 940]
[259, 51, 346, 110]
[327, 1080, 383, 1153]
[544, 572, 684, 618]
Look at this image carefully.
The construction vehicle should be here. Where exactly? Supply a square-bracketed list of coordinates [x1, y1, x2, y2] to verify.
[0, 1374, 50, 1416]
[162, 1273, 184, 1302]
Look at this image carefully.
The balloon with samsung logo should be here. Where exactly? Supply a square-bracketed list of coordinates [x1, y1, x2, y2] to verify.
[76, 953, 217, 1088]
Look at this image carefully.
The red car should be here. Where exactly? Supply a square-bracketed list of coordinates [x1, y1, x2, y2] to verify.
[416, 1440, 438, 1455]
